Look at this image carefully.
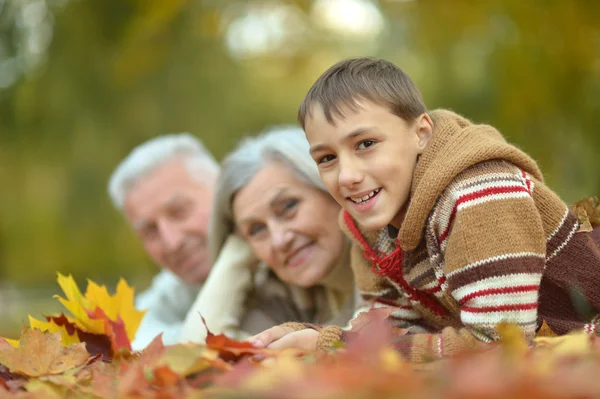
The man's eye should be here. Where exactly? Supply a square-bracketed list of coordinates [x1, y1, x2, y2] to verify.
[318, 154, 336, 164]
[357, 140, 375, 150]
[169, 204, 191, 219]
[140, 226, 158, 240]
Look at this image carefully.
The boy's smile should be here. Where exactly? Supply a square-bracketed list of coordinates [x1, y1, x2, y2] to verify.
[305, 100, 433, 231]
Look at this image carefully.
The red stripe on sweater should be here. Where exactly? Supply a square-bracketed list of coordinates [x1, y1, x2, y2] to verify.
[521, 169, 531, 195]
[439, 185, 531, 243]
[422, 275, 447, 294]
[462, 303, 538, 313]
[458, 285, 539, 305]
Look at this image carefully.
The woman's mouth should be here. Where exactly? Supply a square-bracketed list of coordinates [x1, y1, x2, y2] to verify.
[286, 243, 315, 268]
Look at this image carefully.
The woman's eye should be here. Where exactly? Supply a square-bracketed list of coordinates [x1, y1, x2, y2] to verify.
[281, 199, 298, 213]
[248, 223, 266, 237]
[318, 154, 336, 164]
[357, 140, 375, 150]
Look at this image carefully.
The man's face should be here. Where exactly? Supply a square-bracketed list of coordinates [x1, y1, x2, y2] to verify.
[305, 100, 432, 231]
[124, 158, 214, 284]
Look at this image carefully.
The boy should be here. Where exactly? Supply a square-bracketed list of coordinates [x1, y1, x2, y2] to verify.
[250, 57, 600, 361]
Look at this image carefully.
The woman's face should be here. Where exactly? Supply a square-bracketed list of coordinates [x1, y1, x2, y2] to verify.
[232, 161, 344, 287]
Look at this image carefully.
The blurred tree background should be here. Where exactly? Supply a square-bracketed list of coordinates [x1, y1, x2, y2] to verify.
[0, 0, 599, 333]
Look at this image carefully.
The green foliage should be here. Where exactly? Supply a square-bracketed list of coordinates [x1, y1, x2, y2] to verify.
[0, 0, 599, 288]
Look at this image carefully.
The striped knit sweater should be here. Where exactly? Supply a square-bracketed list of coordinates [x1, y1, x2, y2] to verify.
[285, 109, 600, 362]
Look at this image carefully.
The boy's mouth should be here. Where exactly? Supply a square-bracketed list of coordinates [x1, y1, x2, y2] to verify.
[348, 188, 381, 204]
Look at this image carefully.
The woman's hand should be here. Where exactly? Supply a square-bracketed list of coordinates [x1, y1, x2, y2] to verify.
[249, 325, 319, 351]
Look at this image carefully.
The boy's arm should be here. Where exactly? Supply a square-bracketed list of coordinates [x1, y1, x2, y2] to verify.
[387, 164, 547, 361]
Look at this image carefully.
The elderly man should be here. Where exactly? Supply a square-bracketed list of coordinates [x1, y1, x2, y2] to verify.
[108, 133, 219, 349]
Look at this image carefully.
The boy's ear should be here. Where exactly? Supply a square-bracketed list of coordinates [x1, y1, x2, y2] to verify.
[415, 113, 433, 153]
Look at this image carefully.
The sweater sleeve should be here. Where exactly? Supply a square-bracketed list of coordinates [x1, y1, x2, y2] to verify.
[390, 165, 547, 361]
[179, 235, 259, 343]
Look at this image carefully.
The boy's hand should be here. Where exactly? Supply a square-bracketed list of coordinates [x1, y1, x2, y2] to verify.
[249, 326, 319, 351]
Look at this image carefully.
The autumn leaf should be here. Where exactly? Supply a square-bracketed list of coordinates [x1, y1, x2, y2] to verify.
[348, 307, 396, 333]
[201, 316, 262, 362]
[573, 196, 600, 232]
[0, 328, 90, 377]
[536, 320, 559, 338]
[497, 323, 528, 358]
[51, 273, 145, 353]
[157, 343, 228, 376]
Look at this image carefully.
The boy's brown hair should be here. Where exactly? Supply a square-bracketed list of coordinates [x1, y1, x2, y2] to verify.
[298, 57, 426, 128]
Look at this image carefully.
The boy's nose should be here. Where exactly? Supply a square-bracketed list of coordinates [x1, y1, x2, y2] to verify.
[338, 160, 364, 189]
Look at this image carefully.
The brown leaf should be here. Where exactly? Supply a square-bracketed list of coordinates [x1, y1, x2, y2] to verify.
[137, 333, 165, 367]
[573, 196, 600, 232]
[349, 307, 396, 333]
[0, 328, 90, 377]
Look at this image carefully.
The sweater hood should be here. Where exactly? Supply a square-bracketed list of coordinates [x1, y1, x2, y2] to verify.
[398, 109, 543, 251]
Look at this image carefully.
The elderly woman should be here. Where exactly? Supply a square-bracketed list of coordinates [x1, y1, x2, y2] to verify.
[179, 127, 356, 342]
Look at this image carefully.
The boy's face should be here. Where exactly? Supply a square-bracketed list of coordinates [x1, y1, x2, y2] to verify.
[305, 100, 432, 231]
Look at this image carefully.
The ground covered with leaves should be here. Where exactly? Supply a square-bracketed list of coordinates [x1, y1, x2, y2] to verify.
[2, 274, 600, 398]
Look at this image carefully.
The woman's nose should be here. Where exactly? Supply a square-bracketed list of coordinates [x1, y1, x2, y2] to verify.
[270, 223, 294, 252]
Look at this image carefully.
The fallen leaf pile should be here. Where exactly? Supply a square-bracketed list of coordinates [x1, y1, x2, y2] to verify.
[2, 271, 600, 397]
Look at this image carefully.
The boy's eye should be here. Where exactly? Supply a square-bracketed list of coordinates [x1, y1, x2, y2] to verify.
[357, 140, 375, 150]
[318, 154, 336, 164]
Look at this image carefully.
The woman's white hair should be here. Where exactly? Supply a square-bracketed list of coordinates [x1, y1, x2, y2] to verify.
[209, 125, 326, 262]
[108, 133, 219, 210]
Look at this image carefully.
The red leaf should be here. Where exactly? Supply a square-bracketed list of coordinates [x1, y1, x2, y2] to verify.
[201, 316, 262, 362]
[87, 307, 131, 351]
[47, 314, 113, 360]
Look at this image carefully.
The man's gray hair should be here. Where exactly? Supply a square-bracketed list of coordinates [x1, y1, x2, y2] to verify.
[209, 125, 326, 262]
[108, 133, 219, 210]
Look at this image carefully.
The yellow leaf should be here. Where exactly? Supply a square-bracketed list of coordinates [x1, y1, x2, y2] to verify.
[534, 331, 591, 356]
[536, 320, 559, 337]
[54, 273, 105, 334]
[497, 323, 528, 357]
[84, 278, 145, 342]
[157, 344, 219, 377]
[115, 278, 145, 341]
[29, 315, 81, 346]
[379, 347, 404, 372]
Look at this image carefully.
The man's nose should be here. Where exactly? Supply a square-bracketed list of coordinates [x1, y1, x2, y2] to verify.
[158, 220, 185, 251]
[338, 158, 364, 189]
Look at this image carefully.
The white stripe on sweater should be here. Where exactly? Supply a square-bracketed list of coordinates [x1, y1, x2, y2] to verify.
[461, 309, 538, 325]
[546, 219, 579, 262]
[462, 291, 539, 307]
[452, 273, 542, 302]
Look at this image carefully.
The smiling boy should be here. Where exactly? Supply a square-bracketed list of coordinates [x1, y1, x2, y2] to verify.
[250, 57, 600, 361]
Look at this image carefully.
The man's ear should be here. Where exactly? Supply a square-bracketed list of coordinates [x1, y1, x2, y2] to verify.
[415, 113, 433, 153]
